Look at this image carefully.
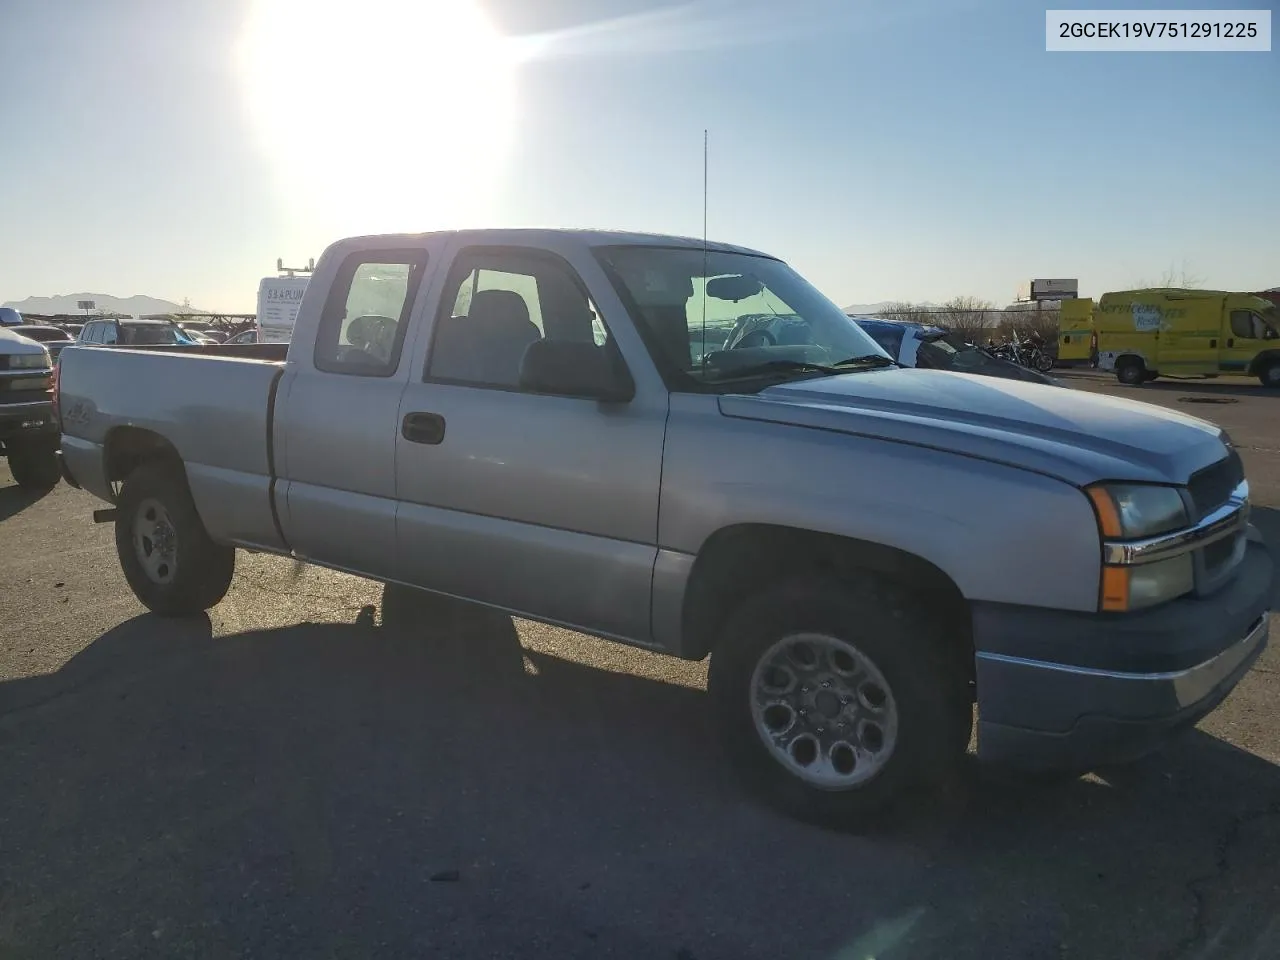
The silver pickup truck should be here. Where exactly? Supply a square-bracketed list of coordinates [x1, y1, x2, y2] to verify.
[57, 229, 1272, 826]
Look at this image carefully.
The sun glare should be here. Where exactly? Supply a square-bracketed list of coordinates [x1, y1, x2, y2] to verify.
[236, 0, 517, 236]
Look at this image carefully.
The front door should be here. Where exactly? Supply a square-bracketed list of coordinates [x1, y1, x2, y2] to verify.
[394, 244, 668, 643]
[1220, 308, 1278, 374]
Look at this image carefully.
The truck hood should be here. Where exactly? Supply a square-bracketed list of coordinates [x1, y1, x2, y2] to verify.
[0, 326, 50, 356]
[718, 368, 1229, 486]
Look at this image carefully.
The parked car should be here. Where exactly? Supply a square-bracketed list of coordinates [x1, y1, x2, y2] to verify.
[849, 316, 1061, 385]
[8, 323, 75, 361]
[178, 320, 228, 343]
[76, 317, 203, 347]
[225, 328, 258, 345]
[56, 228, 1270, 827]
[0, 325, 59, 488]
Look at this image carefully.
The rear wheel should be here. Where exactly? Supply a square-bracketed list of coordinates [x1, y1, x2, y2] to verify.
[7, 437, 60, 490]
[708, 575, 972, 829]
[1259, 362, 1280, 389]
[115, 461, 235, 615]
[1116, 359, 1145, 386]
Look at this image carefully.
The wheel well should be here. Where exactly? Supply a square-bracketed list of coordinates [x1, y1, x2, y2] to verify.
[1248, 350, 1280, 376]
[104, 427, 184, 493]
[680, 524, 974, 684]
[1115, 354, 1145, 369]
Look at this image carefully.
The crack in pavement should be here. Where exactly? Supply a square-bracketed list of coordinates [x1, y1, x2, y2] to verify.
[1160, 797, 1280, 960]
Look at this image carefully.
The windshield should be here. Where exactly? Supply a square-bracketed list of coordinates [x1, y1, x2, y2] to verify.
[595, 246, 890, 386]
[15, 327, 71, 343]
[125, 324, 195, 345]
[1263, 304, 1280, 339]
[915, 332, 1001, 372]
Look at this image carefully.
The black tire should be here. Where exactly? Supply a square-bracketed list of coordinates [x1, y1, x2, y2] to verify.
[1116, 360, 1145, 386]
[1036, 352, 1054, 373]
[7, 437, 60, 490]
[1259, 362, 1280, 389]
[708, 575, 972, 830]
[114, 461, 235, 616]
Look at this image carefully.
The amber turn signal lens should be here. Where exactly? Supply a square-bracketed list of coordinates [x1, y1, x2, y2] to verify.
[1086, 486, 1123, 538]
[1100, 566, 1130, 612]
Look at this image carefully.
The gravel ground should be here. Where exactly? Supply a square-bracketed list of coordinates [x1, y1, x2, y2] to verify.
[1, 369, 1277, 959]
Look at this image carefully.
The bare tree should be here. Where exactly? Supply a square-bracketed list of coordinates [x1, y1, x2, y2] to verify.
[937, 296, 996, 340]
[1133, 259, 1205, 289]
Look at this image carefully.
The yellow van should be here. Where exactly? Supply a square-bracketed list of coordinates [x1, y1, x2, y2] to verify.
[1056, 298, 1095, 366]
[1095, 289, 1280, 387]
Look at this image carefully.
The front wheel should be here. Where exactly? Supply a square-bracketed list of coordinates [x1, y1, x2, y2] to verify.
[1259, 362, 1280, 389]
[708, 576, 972, 829]
[7, 436, 60, 490]
[1035, 352, 1054, 373]
[115, 461, 235, 616]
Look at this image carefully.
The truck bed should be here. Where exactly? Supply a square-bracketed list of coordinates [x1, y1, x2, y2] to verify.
[57, 343, 291, 550]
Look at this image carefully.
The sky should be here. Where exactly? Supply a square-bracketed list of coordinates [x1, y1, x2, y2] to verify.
[0, 0, 1276, 313]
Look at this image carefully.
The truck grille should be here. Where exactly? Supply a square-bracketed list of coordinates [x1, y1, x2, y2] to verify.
[1187, 449, 1244, 520]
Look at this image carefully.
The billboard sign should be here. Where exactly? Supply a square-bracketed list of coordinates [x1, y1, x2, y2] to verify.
[256, 276, 310, 343]
[1028, 279, 1078, 301]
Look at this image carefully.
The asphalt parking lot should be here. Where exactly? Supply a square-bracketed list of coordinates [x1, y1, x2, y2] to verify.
[2, 370, 1278, 960]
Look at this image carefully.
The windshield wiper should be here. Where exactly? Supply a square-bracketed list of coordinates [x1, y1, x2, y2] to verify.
[711, 359, 844, 380]
[829, 353, 902, 369]
[708, 353, 901, 383]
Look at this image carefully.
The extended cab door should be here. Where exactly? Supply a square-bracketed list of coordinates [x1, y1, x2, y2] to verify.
[273, 241, 441, 579]
[393, 239, 668, 643]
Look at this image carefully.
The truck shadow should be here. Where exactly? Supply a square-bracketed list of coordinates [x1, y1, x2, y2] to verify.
[1, 587, 1278, 959]
[0, 481, 52, 522]
[1250, 505, 1280, 607]
[1055, 370, 1270, 400]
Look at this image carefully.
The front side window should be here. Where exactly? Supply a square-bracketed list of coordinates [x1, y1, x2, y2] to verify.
[427, 250, 611, 390]
[314, 251, 429, 376]
[1230, 309, 1278, 341]
[595, 245, 891, 388]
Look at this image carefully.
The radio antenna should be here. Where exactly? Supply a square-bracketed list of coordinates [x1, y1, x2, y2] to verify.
[700, 128, 708, 374]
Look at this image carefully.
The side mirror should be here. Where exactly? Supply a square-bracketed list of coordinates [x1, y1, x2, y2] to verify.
[519, 340, 634, 402]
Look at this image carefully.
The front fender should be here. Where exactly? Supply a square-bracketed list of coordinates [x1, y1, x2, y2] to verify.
[659, 400, 1102, 613]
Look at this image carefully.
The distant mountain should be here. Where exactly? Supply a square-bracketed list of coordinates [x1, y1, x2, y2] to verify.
[2, 293, 201, 317]
[843, 301, 894, 315]
[843, 301, 940, 315]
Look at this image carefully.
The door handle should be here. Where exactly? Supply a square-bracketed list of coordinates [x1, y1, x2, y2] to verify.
[1210, 339, 1217, 349]
[1227, 339, 1234, 348]
[402, 411, 445, 445]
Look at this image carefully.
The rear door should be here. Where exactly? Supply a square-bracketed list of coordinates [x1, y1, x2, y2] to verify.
[1152, 300, 1216, 375]
[274, 244, 438, 579]
[1057, 299, 1093, 363]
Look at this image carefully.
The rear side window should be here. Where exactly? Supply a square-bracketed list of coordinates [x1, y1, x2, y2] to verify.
[314, 250, 430, 377]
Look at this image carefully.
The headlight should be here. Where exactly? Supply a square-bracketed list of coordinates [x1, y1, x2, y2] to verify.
[1087, 483, 1193, 612]
[1086, 483, 1188, 539]
[10, 349, 50, 370]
